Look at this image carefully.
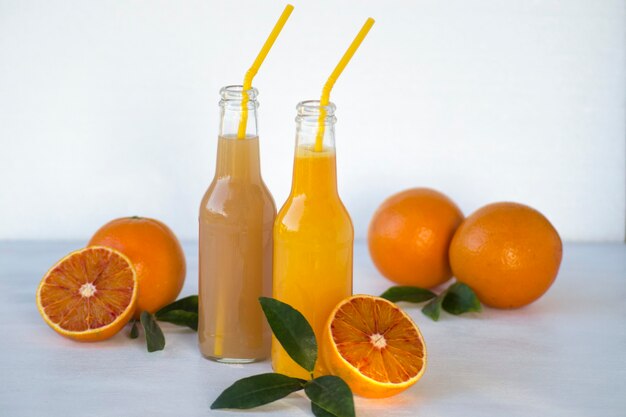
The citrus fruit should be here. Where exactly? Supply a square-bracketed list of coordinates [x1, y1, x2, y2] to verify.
[449, 202, 562, 309]
[321, 295, 427, 398]
[36, 246, 138, 342]
[88, 216, 186, 318]
[368, 188, 464, 288]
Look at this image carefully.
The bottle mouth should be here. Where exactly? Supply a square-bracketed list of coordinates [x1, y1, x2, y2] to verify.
[297, 100, 335, 116]
[220, 85, 259, 105]
[296, 100, 336, 124]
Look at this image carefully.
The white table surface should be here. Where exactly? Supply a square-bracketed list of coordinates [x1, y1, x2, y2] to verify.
[1, 241, 625, 417]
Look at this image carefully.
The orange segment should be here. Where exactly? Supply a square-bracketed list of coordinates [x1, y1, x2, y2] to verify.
[36, 246, 138, 342]
[321, 295, 426, 398]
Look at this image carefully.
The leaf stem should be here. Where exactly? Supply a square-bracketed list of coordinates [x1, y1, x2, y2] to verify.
[129, 318, 139, 339]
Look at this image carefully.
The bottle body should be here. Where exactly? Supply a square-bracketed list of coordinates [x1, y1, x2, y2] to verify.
[198, 87, 276, 362]
[272, 102, 353, 378]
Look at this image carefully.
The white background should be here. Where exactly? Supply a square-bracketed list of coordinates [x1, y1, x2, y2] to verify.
[1, 0, 624, 242]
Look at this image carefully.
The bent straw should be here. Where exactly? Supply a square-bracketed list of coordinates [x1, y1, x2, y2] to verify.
[237, 4, 294, 139]
[315, 17, 375, 151]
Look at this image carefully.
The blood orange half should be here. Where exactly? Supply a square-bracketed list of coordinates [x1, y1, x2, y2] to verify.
[36, 246, 138, 342]
[321, 295, 427, 398]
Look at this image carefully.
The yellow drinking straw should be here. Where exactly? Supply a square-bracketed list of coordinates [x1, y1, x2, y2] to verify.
[236, 4, 294, 139]
[315, 17, 375, 151]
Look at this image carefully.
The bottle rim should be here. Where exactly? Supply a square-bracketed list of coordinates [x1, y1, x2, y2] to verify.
[296, 100, 336, 116]
[296, 100, 336, 125]
[220, 85, 259, 101]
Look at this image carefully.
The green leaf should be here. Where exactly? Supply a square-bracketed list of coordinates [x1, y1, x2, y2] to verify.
[140, 311, 165, 352]
[259, 297, 317, 372]
[380, 286, 436, 303]
[155, 310, 198, 331]
[442, 282, 482, 315]
[422, 295, 443, 321]
[156, 295, 198, 315]
[311, 403, 336, 417]
[305, 376, 355, 417]
[211, 373, 306, 410]
[129, 319, 139, 339]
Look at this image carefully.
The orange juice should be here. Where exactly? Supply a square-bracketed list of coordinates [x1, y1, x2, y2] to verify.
[272, 101, 353, 378]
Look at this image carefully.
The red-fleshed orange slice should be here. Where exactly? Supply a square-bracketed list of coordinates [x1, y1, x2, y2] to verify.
[321, 295, 427, 398]
[36, 246, 137, 342]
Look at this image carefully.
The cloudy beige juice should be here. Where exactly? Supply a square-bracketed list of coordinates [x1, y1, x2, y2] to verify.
[199, 86, 275, 362]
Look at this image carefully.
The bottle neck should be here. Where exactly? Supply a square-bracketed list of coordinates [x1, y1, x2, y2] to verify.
[215, 135, 261, 180]
[290, 101, 338, 196]
[219, 85, 259, 138]
[291, 144, 338, 196]
[214, 85, 261, 180]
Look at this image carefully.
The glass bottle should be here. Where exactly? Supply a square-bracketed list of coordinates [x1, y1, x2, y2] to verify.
[272, 100, 354, 378]
[198, 85, 276, 363]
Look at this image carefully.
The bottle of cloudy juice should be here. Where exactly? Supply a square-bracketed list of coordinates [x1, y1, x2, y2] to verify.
[198, 85, 276, 363]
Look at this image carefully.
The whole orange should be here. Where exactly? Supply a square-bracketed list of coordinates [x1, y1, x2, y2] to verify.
[88, 216, 186, 317]
[368, 188, 464, 288]
[449, 202, 562, 309]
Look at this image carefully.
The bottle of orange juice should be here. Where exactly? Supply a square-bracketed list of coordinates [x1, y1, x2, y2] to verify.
[272, 100, 353, 378]
[199, 86, 276, 362]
